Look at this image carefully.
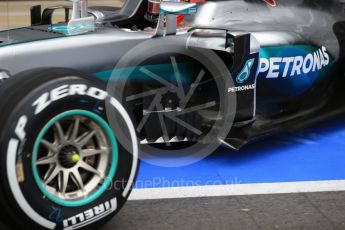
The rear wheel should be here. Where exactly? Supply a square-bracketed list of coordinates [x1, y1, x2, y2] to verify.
[0, 68, 139, 230]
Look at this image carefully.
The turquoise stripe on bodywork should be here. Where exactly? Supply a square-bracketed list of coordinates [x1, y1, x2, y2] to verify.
[94, 63, 193, 83]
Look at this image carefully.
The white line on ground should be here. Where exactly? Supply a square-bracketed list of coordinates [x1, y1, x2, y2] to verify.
[129, 180, 345, 200]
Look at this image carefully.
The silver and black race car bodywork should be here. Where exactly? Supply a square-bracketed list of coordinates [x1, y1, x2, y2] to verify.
[1, 0, 345, 149]
[2, 1, 345, 229]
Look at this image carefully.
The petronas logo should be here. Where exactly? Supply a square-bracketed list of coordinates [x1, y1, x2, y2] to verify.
[236, 59, 255, 84]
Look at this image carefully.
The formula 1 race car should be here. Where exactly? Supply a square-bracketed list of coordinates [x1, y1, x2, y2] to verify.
[1, 0, 345, 229]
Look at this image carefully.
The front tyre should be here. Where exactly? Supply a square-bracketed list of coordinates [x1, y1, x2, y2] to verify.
[0, 69, 139, 230]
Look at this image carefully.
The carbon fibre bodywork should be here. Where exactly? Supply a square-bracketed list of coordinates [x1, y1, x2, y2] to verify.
[1, 0, 345, 148]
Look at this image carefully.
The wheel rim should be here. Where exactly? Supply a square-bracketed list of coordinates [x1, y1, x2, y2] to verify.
[32, 110, 118, 207]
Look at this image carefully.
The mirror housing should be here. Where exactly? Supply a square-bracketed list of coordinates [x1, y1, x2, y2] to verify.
[31, 5, 71, 26]
[160, 2, 197, 15]
[155, 2, 198, 37]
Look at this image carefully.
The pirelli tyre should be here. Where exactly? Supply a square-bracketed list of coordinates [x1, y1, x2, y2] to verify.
[0, 68, 139, 230]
